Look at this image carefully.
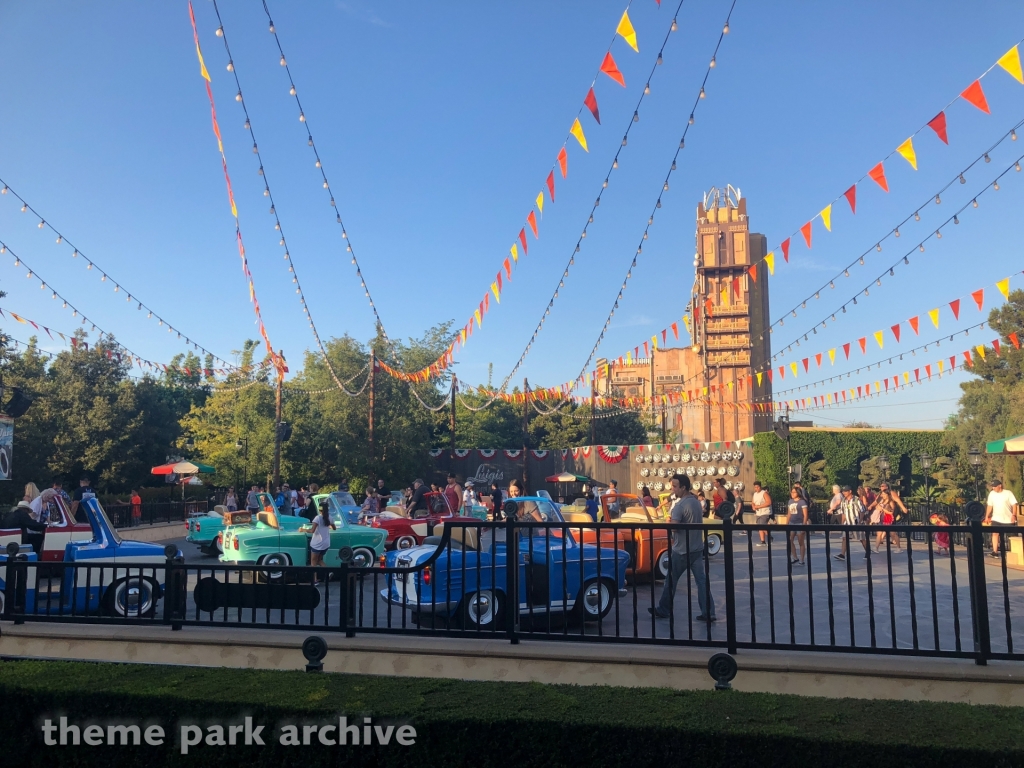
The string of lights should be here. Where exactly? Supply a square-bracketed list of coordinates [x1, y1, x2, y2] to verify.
[565, 0, 738, 394]
[409, 378, 455, 412]
[0, 178, 238, 369]
[2, 334, 172, 384]
[766, 121, 1024, 359]
[209, 0, 371, 397]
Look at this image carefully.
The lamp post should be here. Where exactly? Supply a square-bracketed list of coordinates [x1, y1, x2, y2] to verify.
[920, 452, 933, 522]
[236, 438, 249, 490]
[877, 456, 890, 485]
[968, 448, 983, 501]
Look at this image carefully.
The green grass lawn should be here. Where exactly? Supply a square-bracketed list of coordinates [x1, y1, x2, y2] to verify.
[1, 659, 1021, 767]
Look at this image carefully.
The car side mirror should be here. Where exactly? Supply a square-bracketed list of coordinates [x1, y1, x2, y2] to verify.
[503, 500, 518, 518]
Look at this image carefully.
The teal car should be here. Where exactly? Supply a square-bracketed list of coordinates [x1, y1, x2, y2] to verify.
[220, 492, 386, 572]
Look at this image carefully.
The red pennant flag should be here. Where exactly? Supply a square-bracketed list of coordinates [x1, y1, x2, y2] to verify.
[600, 52, 626, 87]
[802, 358, 809, 373]
[858, 337, 867, 354]
[960, 80, 990, 114]
[732, 276, 740, 297]
[925, 364, 932, 378]
[843, 342, 851, 359]
[778, 366, 785, 379]
[868, 162, 889, 192]
[781, 238, 791, 262]
[527, 210, 538, 238]
[950, 355, 957, 370]
[815, 353, 822, 367]
[518, 228, 528, 255]
[971, 289, 984, 310]
[843, 185, 857, 214]
[546, 171, 556, 202]
[857, 386, 863, 397]
[503, 257, 512, 279]
[964, 350, 974, 367]
[671, 322, 678, 340]
[766, 369, 773, 381]
[914, 369, 920, 382]
[747, 264, 758, 282]
[496, 271, 503, 291]
[643, 341, 649, 357]
[927, 111, 949, 144]
[993, 339, 1002, 356]
[800, 221, 812, 248]
[884, 379, 889, 392]
[557, 147, 568, 178]
[583, 87, 601, 124]
[949, 299, 960, 319]
[661, 329, 667, 346]
[891, 323, 901, 343]
[893, 376, 899, 389]
[908, 316, 919, 335]
[1010, 332, 1021, 349]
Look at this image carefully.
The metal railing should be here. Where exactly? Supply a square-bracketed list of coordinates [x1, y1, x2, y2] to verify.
[3, 519, 1021, 664]
[103, 501, 208, 529]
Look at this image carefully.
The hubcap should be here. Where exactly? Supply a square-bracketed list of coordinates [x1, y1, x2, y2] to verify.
[469, 592, 493, 624]
[397, 537, 414, 549]
[584, 583, 606, 613]
[119, 581, 151, 615]
[352, 549, 372, 568]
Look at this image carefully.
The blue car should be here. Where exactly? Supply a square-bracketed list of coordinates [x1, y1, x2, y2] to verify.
[379, 497, 629, 628]
[0, 498, 180, 618]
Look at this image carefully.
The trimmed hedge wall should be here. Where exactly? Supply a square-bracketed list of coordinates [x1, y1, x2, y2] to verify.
[1, 660, 1022, 767]
[753, 429, 947, 500]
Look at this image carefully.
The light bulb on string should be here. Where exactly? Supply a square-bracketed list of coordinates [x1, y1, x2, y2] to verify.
[994, 181, 1000, 190]
[919, 244, 925, 252]
[894, 228, 900, 237]
[973, 199, 979, 208]
[20, 204, 26, 212]
[688, 114, 694, 125]
[226, 61, 233, 72]
[935, 195, 941, 204]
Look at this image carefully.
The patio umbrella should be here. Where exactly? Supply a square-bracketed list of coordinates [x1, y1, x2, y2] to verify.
[151, 460, 216, 499]
[544, 472, 590, 501]
[986, 435, 1024, 455]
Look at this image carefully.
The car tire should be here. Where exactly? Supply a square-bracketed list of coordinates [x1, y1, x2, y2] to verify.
[461, 589, 502, 629]
[351, 547, 376, 568]
[706, 533, 722, 557]
[104, 576, 158, 618]
[575, 578, 613, 621]
[395, 535, 416, 550]
[200, 542, 218, 557]
[655, 550, 670, 580]
[258, 553, 290, 582]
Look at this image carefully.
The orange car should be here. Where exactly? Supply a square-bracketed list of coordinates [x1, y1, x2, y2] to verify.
[563, 493, 670, 580]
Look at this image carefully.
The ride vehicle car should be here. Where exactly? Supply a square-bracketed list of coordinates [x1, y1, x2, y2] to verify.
[220, 491, 386, 572]
[563, 493, 671, 581]
[380, 497, 629, 628]
[0, 494, 91, 565]
[370, 491, 477, 550]
[0, 498, 182, 617]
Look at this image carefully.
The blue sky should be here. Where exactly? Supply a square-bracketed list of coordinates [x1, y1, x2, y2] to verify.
[1, 1, 1024, 430]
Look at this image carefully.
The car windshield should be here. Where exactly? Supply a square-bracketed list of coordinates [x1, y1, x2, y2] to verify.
[255, 493, 277, 513]
[92, 500, 122, 545]
[332, 491, 356, 507]
[326, 494, 351, 527]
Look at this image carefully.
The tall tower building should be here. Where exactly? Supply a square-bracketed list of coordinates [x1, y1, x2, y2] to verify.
[689, 185, 772, 441]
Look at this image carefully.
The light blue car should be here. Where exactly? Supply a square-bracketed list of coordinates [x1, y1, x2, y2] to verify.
[380, 497, 629, 628]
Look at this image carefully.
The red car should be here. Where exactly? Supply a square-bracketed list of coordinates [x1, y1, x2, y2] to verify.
[0, 495, 92, 563]
[369, 491, 475, 550]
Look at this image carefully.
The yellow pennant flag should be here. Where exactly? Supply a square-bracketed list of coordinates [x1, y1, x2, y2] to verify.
[790, 362, 798, 376]
[874, 330, 884, 349]
[651, 335, 658, 351]
[903, 371, 910, 383]
[756, 372, 763, 386]
[474, 308, 483, 328]
[683, 315, 691, 332]
[896, 137, 918, 170]
[997, 277, 1010, 299]
[998, 45, 1024, 84]
[765, 251, 775, 275]
[510, 243, 519, 263]
[928, 308, 940, 328]
[535, 191, 544, 215]
[570, 118, 589, 152]
[195, 46, 211, 82]
[938, 359, 945, 374]
[617, 10, 639, 52]
[828, 348, 836, 364]
[626, 351, 632, 364]
[976, 344, 986, 360]
[491, 282, 501, 303]
[874, 381, 880, 392]
[720, 287, 729, 305]
[820, 204, 832, 232]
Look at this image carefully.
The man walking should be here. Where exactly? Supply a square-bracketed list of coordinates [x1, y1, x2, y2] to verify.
[834, 486, 868, 560]
[985, 479, 1019, 557]
[751, 481, 772, 547]
[245, 484, 259, 513]
[650, 474, 715, 622]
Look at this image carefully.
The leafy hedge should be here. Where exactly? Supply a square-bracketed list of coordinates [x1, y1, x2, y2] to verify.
[753, 429, 948, 500]
[1, 660, 1022, 767]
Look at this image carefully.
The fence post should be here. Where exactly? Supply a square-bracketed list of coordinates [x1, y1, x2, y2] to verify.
[722, 516, 737, 654]
[505, 515, 518, 645]
[162, 549, 186, 631]
[966, 519, 991, 665]
[338, 563, 354, 638]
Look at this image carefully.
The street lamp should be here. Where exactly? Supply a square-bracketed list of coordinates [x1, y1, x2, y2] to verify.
[920, 452, 933, 522]
[877, 456, 890, 483]
[236, 437, 249, 490]
[968, 448, 983, 501]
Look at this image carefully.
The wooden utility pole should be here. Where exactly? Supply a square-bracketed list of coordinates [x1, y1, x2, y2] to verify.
[522, 378, 530, 491]
[650, 348, 656, 439]
[589, 377, 596, 446]
[368, 349, 376, 473]
[272, 359, 284, 487]
[450, 375, 457, 460]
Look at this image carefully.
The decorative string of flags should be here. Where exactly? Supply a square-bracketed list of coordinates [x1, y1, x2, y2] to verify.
[189, 2, 286, 380]
[764, 271, 1019, 381]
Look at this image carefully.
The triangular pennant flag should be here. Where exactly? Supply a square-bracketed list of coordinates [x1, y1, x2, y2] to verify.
[661, 329, 667, 346]
[960, 80, 990, 114]
[843, 342, 851, 359]
[868, 162, 889, 192]
[858, 337, 867, 354]
[927, 111, 949, 144]
[790, 362, 798, 376]
[928, 308, 940, 328]
[616, 10, 638, 52]
[778, 366, 784, 379]
[527, 210, 538, 238]
[925, 364, 932, 378]
[820, 205, 832, 232]
[800, 221, 812, 248]
[671, 321, 679, 340]
[802, 358, 810, 373]
[828, 348, 836, 364]
[764, 251, 775, 275]
[519, 228, 528, 255]
[874, 330, 884, 349]
[815, 352, 822, 367]
[491, 282, 500, 303]
[843, 185, 857, 214]
[569, 118, 589, 151]
[600, 52, 626, 87]
[756, 372, 763, 386]
[535, 191, 544, 216]
[510, 243, 519, 263]
[976, 345, 986, 360]
[781, 238, 790, 262]
[971, 289, 984, 311]
[557, 147, 568, 177]
[732, 276, 740, 297]
[908, 316, 919, 335]
[747, 264, 758, 282]
[998, 45, 1024, 84]
[584, 87, 601, 124]
[1011, 332, 1021, 349]
[993, 339, 1002, 356]
[964, 350, 974, 367]
[504, 257, 513, 279]
[892, 136, 921, 173]
[474, 308, 482, 328]
[546, 171, 556, 202]
[949, 298, 960, 319]
[891, 324, 901, 343]
[997, 277, 1010, 299]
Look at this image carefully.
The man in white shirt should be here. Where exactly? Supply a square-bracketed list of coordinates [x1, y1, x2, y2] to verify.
[985, 479, 1019, 557]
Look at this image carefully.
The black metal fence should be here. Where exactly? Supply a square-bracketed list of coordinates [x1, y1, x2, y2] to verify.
[3, 518, 1021, 664]
[103, 501, 208, 529]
